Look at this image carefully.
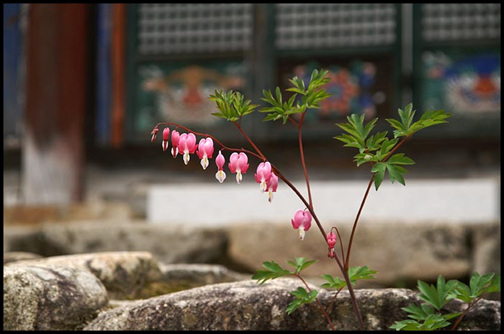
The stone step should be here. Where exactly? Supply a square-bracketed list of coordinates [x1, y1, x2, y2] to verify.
[148, 177, 500, 226]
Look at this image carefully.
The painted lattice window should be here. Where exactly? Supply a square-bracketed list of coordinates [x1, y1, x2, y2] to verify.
[422, 3, 500, 42]
[137, 4, 253, 55]
[275, 4, 397, 49]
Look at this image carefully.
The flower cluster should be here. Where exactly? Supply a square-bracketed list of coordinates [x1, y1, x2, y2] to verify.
[152, 126, 278, 203]
[254, 161, 279, 203]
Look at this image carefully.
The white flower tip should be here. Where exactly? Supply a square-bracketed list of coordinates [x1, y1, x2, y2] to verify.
[171, 147, 179, 158]
[260, 181, 267, 192]
[268, 191, 273, 203]
[183, 153, 190, 165]
[236, 172, 242, 184]
[215, 170, 226, 183]
[201, 158, 209, 170]
[298, 228, 305, 240]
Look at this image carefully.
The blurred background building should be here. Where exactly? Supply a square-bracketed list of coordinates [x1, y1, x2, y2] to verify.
[3, 3, 501, 210]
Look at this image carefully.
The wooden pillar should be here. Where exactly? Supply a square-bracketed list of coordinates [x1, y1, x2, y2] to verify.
[110, 4, 126, 148]
[23, 4, 89, 204]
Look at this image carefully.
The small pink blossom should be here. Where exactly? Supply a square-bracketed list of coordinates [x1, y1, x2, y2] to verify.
[291, 209, 312, 240]
[171, 130, 180, 158]
[150, 128, 159, 142]
[266, 173, 278, 203]
[326, 231, 337, 248]
[178, 133, 197, 165]
[215, 151, 226, 183]
[255, 161, 272, 192]
[162, 127, 170, 151]
[196, 137, 214, 170]
[326, 231, 337, 258]
[228, 152, 249, 184]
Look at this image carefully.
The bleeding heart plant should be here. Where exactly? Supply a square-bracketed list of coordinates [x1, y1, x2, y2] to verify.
[150, 69, 498, 330]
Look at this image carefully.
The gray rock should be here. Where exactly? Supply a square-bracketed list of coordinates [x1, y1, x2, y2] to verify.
[3, 225, 41, 255]
[158, 263, 248, 293]
[3, 251, 43, 264]
[24, 220, 228, 264]
[5, 251, 163, 300]
[227, 221, 494, 285]
[471, 222, 501, 275]
[3, 264, 108, 330]
[83, 279, 500, 330]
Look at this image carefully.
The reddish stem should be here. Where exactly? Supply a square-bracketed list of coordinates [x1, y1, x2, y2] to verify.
[295, 274, 335, 331]
[297, 113, 314, 209]
[344, 134, 413, 270]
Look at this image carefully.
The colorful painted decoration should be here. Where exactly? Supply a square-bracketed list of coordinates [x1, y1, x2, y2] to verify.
[288, 61, 378, 123]
[137, 62, 245, 131]
[422, 51, 500, 114]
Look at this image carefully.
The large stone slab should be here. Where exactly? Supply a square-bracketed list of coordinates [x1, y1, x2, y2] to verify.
[84, 279, 500, 330]
[5, 251, 163, 300]
[3, 251, 43, 264]
[227, 220, 499, 286]
[3, 264, 108, 330]
[4, 220, 228, 265]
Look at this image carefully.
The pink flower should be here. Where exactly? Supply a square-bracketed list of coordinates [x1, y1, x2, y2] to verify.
[196, 137, 214, 170]
[266, 172, 278, 203]
[228, 152, 249, 184]
[326, 231, 337, 248]
[215, 150, 226, 183]
[178, 133, 197, 165]
[291, 209, 312, 240]
[171, 130, 180, 158]
[326, 231, 337, 258]
[150, 128, 159, 142]
[162, 127, 170, 151]
[255, 161, 272, 192]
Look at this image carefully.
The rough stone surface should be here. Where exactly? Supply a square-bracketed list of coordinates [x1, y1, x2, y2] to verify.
[3, 264, 108, 330]
[4, 220, 228, 265]
[227, 221, 500, 286]
[4, 219, 499, 291]
[471, 223, 501, 275]
[84, 279, 501, 331]
[5, 251, 163, 300]
[158, 263, 248, 293]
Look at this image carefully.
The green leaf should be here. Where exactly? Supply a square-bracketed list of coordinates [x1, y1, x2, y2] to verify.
[386, 105, 451, 138]
[365, 131, 388, 152]
[286, 287, 318, 315]
[390, 313, 451, 331]
[390, 319, 423, 331]
[321, 274, 347, 290]
[348, 266, 378, 284]
[209, 89, 257, 121]
[286, 298, 304, 315]
[353, 152, 377, 167]
[286, 257, 318, 274]
[252, 261, 291, 285]
[417, 276, 456, 311]
[485, 274, 501, 294]
[371, 157, 413, 190]
[387, 153, 415, 165]
[401, 304, 435, 321]
[371, 162, 387, 190]
[453, 272, 501, 303]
